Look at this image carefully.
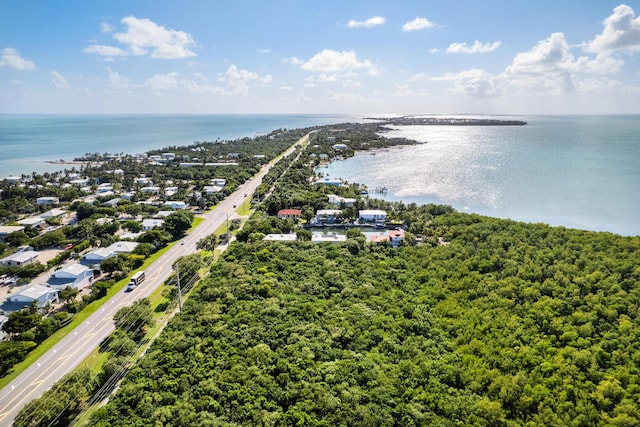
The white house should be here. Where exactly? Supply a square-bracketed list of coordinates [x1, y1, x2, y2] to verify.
[314, 209, 342, 224]
[314, 177, 342, 186]
[263, 234, 298, 242]
[48, 264, 94, 290]
[135, 177, 152, 186]
[69, 178, 90, 186]
[84, 241, 139, 264]
[164, 201, 187, 210]
[327, 194, 356, 206]
[211, 178, 226, 187]
[0, 226, 25, 242]
[3, 176, 22, 184]
[6, 285, 59, 308]
[332, 143, 348, 150]
[36, 197, 59, 205]
[140, 186, 161, 193]
[0, 250, 39, 267]
[312, 232, 347, 244]
[359, 210, 387, 222]
[40, 208, 67, 219]
[17, 217, 46, 228]
[203, 185, 223, 194]
[142, 219, 164, 231]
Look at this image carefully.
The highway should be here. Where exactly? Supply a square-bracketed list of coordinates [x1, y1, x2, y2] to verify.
[0, 132, 310, 426]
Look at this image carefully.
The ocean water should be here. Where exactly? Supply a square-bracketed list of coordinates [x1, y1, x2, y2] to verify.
[323, 115, 640, 236]
[0, 114, 350, 177]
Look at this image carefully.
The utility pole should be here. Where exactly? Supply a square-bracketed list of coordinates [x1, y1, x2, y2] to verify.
[176, 264, 182, 312]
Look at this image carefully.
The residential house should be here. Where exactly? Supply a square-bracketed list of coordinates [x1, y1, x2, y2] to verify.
[314, 209, 342, 224]
[0, 226, 25, 242]
[164, 201, 187, 210]
[314, 177, 342, 186]
[263, 234, 298, 242]
[328, 194, 356, 206]
[36, 197, 59, 205]
[277, 209, 302, 221]
[17, 217, 46, 228]
[359, 209, 387, 223]
[312, 232, 347, 244]
[83, 241, 139, 264]
[4, 285, 59, 311]
[140, 186, 161, 194]
[48, 264, 94, 290]
[370, 230, 406, 247]
[40, 208, 67, 219]
[0, 250, 39, 267]
[142, 219, 164, 231]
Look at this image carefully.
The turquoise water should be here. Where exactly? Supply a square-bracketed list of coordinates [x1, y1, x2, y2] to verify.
[0, 114, 350, 177]
[323, 115, 640, 236]
[1, 114, 638, 235]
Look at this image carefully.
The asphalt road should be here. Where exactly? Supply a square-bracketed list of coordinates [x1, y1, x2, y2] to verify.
[0, 132, 310, 426]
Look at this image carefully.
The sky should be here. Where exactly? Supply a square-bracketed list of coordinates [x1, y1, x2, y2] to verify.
[1, 0, 640, 115]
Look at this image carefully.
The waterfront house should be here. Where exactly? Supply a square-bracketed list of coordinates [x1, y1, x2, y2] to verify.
[312, 232, 347, 244]
[327, 194, 355, 206]
[0, 250, 39, 268]
[314, 209, 342, 224]
[263, 234, 298, 242]
[359, 209, 387, 222]
[314, 177, 342, 186]
[332, 143, 348, 150]
[277, 209, 302, 221]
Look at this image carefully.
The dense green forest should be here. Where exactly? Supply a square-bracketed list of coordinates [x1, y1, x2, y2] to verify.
[90, 213, 640, 426]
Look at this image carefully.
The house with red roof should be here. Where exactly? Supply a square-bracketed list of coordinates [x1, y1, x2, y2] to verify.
[277, 209, 302, 221]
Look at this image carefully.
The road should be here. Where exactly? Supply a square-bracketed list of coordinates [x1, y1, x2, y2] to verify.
[0, 132, 311, 426]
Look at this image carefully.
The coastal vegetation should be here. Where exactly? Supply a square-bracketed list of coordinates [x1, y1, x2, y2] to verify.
[86, 215, 640, 426]
[4, 118, 640, 426]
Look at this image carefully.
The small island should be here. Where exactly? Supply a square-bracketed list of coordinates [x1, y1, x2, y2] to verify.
[369, 116, 527, 126]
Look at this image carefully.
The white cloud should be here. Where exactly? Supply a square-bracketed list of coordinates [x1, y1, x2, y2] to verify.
[100, 22, 114, 34]
[0, 47, 35, 70]
[446, 40, 501, 54]
[258, 49, 271, 54]
[301, 49, 374, 73]
[51, 71, 70, 89]
[429, 47, 440, 54]
[113, 16, 196, 59]
[586, 4, 640, 54]
[348, 16, 385, 28]
[106, 67, 132, 88]
[324, 89, 360, 101]
[279, 85, 293, 91]
[402, 17, 435, 32]
[219, 65, 271, 95]
[393, 83, 413, 96]
[434, 68, 504, 99]
[84, 44, 128, 59]
[284, 56, 304, 66]
[145, 72, 181, 91]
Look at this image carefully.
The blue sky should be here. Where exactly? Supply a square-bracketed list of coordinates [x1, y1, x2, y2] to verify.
[1, 1, 640, 114]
